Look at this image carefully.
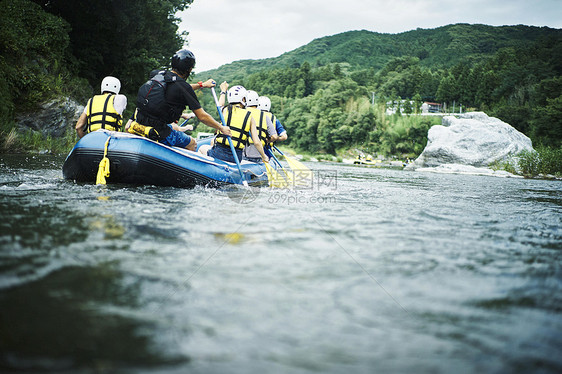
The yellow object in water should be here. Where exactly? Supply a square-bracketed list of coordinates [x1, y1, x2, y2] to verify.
[90, 215, 125, 239]
[216, 232, 245, 244]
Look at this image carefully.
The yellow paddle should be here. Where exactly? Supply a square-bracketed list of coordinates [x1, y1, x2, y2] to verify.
[265, 161, 290, 188]
[265, 147, 293, 186]
[272, 145, 312, 187]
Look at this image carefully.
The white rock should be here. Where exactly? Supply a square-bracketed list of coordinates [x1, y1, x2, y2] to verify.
[406, 112, 533, 173]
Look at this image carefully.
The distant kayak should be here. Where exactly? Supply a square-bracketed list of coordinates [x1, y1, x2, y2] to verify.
[62, 130, 269, 188]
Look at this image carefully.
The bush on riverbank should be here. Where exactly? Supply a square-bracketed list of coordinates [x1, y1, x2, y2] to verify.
[490, 145, 562, 178]
[517, 146, 562, 177]
[1, 124, 76, 154]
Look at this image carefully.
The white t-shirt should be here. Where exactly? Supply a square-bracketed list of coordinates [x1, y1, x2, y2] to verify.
[83, 94, 127, 115]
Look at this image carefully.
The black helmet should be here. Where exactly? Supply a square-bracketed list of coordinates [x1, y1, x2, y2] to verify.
[171, 49, 196, 75]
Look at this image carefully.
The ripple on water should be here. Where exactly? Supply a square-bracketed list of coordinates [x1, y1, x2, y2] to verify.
[1, 157, 561, 373]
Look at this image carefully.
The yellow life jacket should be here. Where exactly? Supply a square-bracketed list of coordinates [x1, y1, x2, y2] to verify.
[246, 107, 268, 146]
[263, 111, 276, 129]
[215, 105, 252, 149]
[86, 93, 122, 133]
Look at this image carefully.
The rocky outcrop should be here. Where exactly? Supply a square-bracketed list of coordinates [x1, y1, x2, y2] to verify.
[405, 112, 533, 175]
[16, 98, 84, 138]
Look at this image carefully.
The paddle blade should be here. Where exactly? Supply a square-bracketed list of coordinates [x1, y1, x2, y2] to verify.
[265, 162, 289, 189]
[285, 155, 309, 172]
[279, 167, 294, 186]
[284, 157, 312, 187]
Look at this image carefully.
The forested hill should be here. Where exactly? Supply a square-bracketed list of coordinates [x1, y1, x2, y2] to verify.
[198, 24, 561, 82]
[193, 22, 561, 156]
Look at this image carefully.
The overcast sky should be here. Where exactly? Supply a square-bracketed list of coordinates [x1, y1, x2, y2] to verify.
[177, 0, 562, 73]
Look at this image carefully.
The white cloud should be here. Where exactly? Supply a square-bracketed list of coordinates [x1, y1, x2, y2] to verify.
[177, 0, 562, 72]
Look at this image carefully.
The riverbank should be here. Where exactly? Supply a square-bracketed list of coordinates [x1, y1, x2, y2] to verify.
[276, 145, 562, 180]
[1, 127, 560, 180]
[275, 146, 410, 168]
[1, 127, 77, 155]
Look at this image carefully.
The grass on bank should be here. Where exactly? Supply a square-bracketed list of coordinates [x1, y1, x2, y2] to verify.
[1, 123, 77, 155]
[517, 146, 562, 177]
[491, 145, 562, 178]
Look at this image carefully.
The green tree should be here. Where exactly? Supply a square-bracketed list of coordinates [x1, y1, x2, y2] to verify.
[32, 0, 193, 93]
[333, 64, 343, 78]
[436, 72, 456, 103]
[298, 61, 314, 96]
[412, 93, 422, 114]
[0, 0, 73, 117]
[530, 95, 562, 147]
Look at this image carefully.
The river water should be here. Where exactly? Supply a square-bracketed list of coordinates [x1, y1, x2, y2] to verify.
[0, 154, 561, 374]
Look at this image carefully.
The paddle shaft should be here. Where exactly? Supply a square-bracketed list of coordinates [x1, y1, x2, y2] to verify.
[210, 87, 248, 186]
[265, 147, 283, 169]
[273, 145, 285, 156]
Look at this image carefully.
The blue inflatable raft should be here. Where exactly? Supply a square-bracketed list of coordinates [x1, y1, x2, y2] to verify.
[62, 130, 269, 188]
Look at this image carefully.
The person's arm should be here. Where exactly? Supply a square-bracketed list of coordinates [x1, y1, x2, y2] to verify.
[275, 119, 288, 141]
[248, 117, 268, 162]
[191, 79, 216, 91]
[266, 115, 278, 143]
[277, 131, 288, 142]
[75, 112, 87, 138]
[172, 122, 193, 132]
[173, 112, 195, 132]
[218, 81, 229, 107]
[180, 112, 196, 121]
[193, 107, 231, 136]
[113, 94, 127, 115]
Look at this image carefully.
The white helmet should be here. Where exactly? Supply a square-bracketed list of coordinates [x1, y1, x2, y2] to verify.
[101, 76, 121, 94]
[258, 96, 271, 111]
[227, 85, 247, 106]
[246, 90, 259, 107]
